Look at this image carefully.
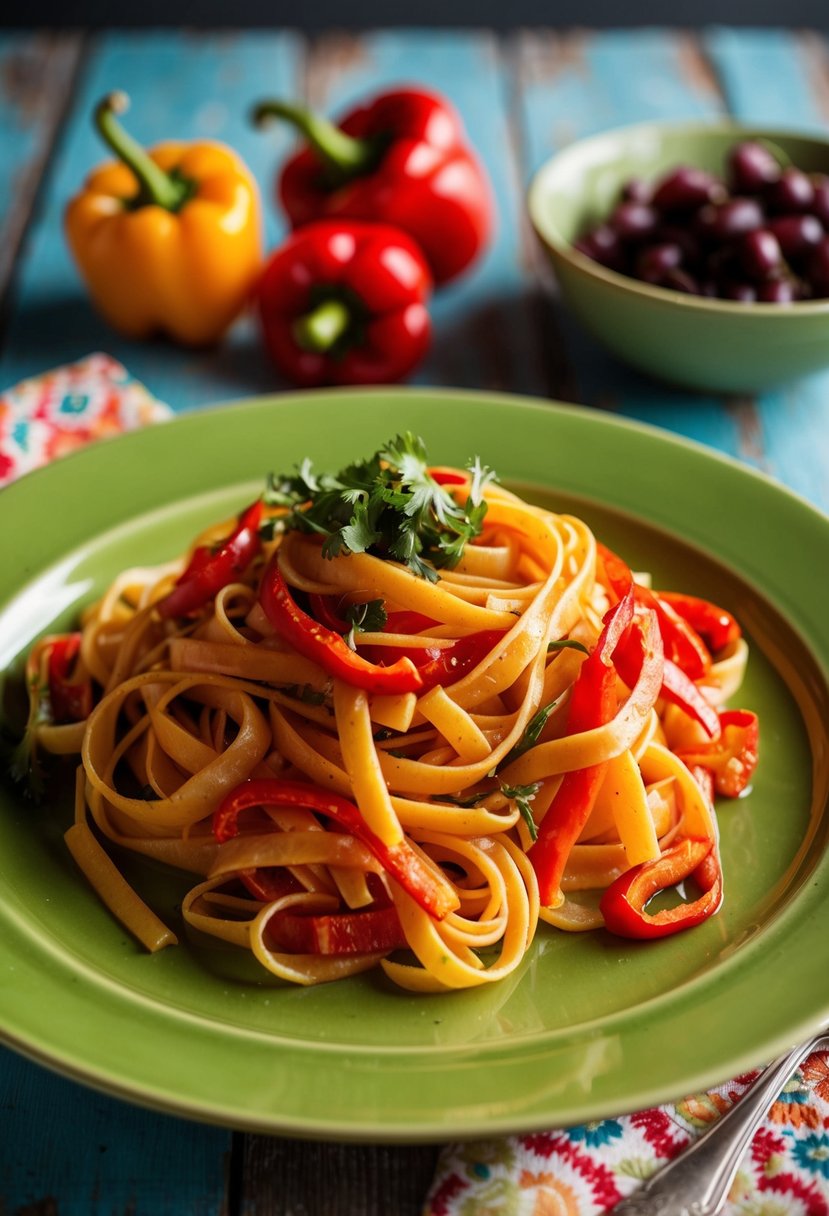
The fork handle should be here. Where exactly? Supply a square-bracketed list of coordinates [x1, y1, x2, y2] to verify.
[611, 1036, 825, 1216]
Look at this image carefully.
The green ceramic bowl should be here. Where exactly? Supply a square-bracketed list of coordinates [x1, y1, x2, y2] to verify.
[528, 121, 829, 393]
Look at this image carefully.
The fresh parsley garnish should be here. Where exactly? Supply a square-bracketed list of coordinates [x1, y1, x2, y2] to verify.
[264, 433, 497, 582]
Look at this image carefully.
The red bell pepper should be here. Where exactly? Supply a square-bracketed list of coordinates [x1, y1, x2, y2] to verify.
[266, 899, 406, 956]
[157, 499, 263, 619]
[213, 778, 458, 920]
[597, 542, 711, 678]
[259, 554, 423, 695]
[676, 708, 759, 797]
[256, 220, 431, 387]
[599, 837, 723, 939]
[528, 591, 636, 904]
[47, 633, 93, 723]
[365, 628, 505, 693]
[656, 592, 742, 655]
[253, 87, 494, 285]
[597, 543, 720, 737]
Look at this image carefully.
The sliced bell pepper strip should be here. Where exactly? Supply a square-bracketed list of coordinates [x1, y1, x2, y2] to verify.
[266, 900, 406, 955]
[658, 656, 722, 739]
[528, 591, 638, 905]
[213, 778, 458, 919]
[656, 592, 742, 655]
[599, 837, 723, 939]
[365, 628, 505, 693]
[48, 633, 93, 723]
[258, 555, 423, 695]
[597, 542, 711, 678]
[676, 708, 759, 797]
[157, 499, 263, 619]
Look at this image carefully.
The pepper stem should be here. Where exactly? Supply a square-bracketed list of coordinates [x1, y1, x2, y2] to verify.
[252, 99, 377, 180]
[94, 92, 191, 211]
[293, 298, 352, 354]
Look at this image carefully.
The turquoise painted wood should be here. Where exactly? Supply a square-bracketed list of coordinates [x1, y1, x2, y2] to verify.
[300, 29, 540, 395]
[0, 33, 81, 301]
[0, 30, 302, 413]
[704, 28, 829, 511]
[1, 1052, 228, 1215]
[2, 27, 829, 1216]
[516, 28, 751, 456]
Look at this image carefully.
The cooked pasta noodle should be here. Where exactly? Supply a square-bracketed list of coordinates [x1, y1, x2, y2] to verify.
[17, 443, 758, 990]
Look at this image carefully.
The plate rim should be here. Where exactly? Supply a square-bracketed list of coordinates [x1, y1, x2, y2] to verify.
[1, 386, 827, 1141]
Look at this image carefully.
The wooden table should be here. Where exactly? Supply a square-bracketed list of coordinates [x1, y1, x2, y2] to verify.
[1, 25, 828, 1215]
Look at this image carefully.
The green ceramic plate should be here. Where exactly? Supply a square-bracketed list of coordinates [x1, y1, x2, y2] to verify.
[0, 389, 827, 1142]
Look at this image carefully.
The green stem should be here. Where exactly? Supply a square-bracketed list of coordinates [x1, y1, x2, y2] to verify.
[94, 91, 191, 211]
[293, 298, 352, 354]
[252, 99, 378, 181]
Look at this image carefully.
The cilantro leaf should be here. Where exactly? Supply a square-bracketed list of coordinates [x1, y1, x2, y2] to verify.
[265, 433, 496, 581]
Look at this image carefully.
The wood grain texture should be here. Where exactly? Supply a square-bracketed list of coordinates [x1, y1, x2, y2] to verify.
[0, 32, 83, 327]
[0, 1050, 230, 1216]
[2, 26, 829, 1216]
[236, 1137, 439, 1216]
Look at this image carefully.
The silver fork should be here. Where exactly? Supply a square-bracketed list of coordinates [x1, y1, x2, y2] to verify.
[611, 1032, 829, 1216]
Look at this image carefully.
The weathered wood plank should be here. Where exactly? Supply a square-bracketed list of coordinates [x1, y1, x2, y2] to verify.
[514, 28, 753, 454]
[0, 30, 303, 411]
[704, 27, 829, 510]
[237, 1137, 439, 1216]
[302, 29, 547, 395]
[0, 1049, 229, 1216]
[0, 32, 84, 326]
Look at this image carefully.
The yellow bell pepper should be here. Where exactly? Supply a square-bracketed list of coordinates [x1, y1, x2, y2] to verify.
[65, 92, 263, 346]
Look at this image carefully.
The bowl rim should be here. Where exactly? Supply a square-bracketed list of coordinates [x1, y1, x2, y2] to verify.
[527, 118, 829, 317]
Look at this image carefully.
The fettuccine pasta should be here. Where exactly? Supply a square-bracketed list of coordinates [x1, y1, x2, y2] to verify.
[15, 436, 758, 991]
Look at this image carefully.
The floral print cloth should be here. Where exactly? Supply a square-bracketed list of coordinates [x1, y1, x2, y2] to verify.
[0, 353, 172, 487]
[425, 1049, 829, 1215]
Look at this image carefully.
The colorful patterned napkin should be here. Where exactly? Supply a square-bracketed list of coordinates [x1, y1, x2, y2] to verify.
[0, 353, 172, 487]
[424, 1049, 829, 1215]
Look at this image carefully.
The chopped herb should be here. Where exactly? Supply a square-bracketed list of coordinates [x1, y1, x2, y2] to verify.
[372, 727, 395, 742]
[500, 700, 558, 769]
[264, 433, 497, 581]
[281, 683, 329, 707]
[548, 638, 589, 655]
[436, 790, 489, 808]
[500, 781, 541, 842]
[343, 598, 387, 649]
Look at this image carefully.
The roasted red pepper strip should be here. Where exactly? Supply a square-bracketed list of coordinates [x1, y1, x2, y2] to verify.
[597, 542, 711, 678]
[656, 592, 742, 655]
[528, 591, 636, 905]
[365, 629, 505, 693]
[213, 779, 458, 919]
[676, 709, 759, 797]
[157, 499, 263, 619]
[267, 901, 406, 955]
[599, 837, 723, 939]
[256, 219, 431, 388]
[48, 634, 92, 723]
[254, 88, 493, 285]
[259, 555, 423, 695]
